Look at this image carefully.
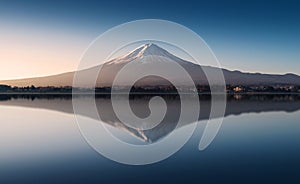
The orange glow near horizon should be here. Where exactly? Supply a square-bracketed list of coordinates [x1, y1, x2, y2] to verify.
[0, 24, 91, 80]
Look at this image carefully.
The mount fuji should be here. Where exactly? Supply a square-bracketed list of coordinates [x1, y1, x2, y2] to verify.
[1, 43, 300, 87]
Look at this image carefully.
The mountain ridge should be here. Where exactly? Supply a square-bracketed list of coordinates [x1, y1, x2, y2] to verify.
[0, 44, 300, 87]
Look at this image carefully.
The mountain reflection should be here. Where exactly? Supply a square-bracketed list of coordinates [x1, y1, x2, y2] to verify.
[1, 94, 300, 142]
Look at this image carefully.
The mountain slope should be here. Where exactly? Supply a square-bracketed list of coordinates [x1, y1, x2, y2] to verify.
[0, 44, 300, 87]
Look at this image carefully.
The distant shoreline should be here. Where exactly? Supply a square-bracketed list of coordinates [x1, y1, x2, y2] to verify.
[1, 84, 300, 95]
[0, 92, 300, 95]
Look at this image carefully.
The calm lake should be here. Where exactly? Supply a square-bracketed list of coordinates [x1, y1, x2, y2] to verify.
[0, 94, 300, 184]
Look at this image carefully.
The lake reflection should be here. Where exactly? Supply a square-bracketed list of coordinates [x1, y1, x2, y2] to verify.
[0, 94, 300, 183]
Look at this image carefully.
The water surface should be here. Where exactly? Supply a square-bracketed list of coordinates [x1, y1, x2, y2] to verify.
[0, 94, 300, 183]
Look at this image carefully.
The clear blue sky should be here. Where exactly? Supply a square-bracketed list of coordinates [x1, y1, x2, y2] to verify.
[0, 0, 299, 79]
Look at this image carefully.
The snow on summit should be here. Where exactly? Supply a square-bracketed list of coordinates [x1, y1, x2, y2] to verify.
[107, 43, 185, 65]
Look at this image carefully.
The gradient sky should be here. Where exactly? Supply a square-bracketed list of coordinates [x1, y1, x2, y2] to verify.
[0, 0, 299, 80]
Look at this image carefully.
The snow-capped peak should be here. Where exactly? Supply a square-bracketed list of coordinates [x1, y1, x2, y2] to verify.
[118, 43, 175, 60]
[106, 43, 186, 65]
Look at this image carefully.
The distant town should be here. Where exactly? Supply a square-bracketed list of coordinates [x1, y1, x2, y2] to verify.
[0, 84, 300, 94]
